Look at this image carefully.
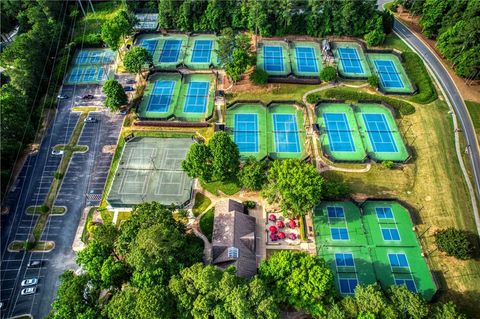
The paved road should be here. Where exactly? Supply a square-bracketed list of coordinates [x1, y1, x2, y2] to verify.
[393, 19, 480, 215]
[0, 84, 123, 318]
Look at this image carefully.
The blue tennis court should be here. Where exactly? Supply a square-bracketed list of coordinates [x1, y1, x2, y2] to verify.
[338, 47, 363, 74]
[328, 206, 345, 218]
[191, 40, 212, 63]
[147, 80, 175, 112]
[263, 46, 284, 72]
[331, 227, 349, 240]
[388, 253, 409, 268]
[362, 113, 398, 153]
[273, 114, 300, 153]
[335, 253, 355, 267]
[234, 114, 259, 153]
[68, 67, 82, 82]
[183, 81, 209, 113]
[376, 207, 394, 220]
[140, 39, 158, 55]
[83, 68, 96, 81]
[374, 60, 404, 88]
[96, 68, 105, 81]
[76, 51, 88, 64]
[339, 278, 358, 294]
[159, 40, 182, 63]
[323, 113, 355, 152]
[295, 47, 318, 73]
[381, 227, 400, 241]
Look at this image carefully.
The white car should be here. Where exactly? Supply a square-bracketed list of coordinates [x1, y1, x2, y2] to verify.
[21, 278, 38, 287]
[84, 116, 97, 123]
[56, 94, 69, 99]
[51, 149, 64, 156]
[21, 287, 36, 295]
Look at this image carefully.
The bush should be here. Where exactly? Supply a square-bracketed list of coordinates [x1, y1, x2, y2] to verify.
[243, 200, 256, 209]
[402, 52, 438, 104]
[239, 158, 268, 191]
[250, 67, 269, 85]
[306, 87, 415, 116]
[24, 241, 35, 250]
[382, 160, 395, 169]
[320, 66, 338, 82]
[368, 75, 380, 88]
[40, 204, 50, 214]
[54, 171, 64, 179]
[365, 29, 386, 46]
[435, 228, 473, 260]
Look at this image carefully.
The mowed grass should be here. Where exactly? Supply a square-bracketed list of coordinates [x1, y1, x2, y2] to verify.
[192, 193, 212, 217]
[228, 83, 319, 105]
[465, 100, 480, 138]
[201, 177, 242, 196]
[199, 207, 214, 242]
[323, 99, 480, 315]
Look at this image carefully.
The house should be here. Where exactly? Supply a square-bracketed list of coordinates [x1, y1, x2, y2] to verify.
[211, 199, 257, 278]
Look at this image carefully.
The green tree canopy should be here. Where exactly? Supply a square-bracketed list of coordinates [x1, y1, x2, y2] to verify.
[434, 227, 473, 260]
[239, 157, 268, 191]
[182, 143, 213, 182]
[387, 285, 429, 319]
[101, 9, 136, 51]
[320, 66, 338, 82]
[123, 46, 153, 76]
[250, 67, 269, 85]
[103, 79, 128, 111]
[259, 250, 335, 317]
[262, 159, 323, 217]
[217, 28, 254, 82]
[209, 131, 240, 181]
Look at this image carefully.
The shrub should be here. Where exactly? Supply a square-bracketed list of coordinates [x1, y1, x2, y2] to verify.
[243, 200, 256, 209]
[54, 171, 64, 179]
[402, 52, 438, 104]
[40, 204, 50, 214]
[239, 157, 268, 191]
[24, 241, 35, 250]
[365, 29, 386, 46]
[368, 75, 380, 88]
[250, 67, 269, 85]
[320, 66, 338, 82]
[382, 160, 395, 169]
[435, 228, 473, 260]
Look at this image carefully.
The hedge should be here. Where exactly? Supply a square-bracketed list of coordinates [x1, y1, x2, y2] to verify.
[403, 52, 438, 104]
[306, 87, 416, 116]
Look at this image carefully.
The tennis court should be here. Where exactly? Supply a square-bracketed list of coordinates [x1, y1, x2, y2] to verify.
[64, 49, 114, 85]
[182, 82, 209, 113]
[234, 114, 259, 153]
[333, 42, 371, 78]
[314, 201, 437, 300]
[257, 41, 291, 76]
[107, 137, 194, 209]
[184, 35, 219, 69]
[289, 41, 323, 77]
[272, 114, 300, 153]
[139, 39, 158, 55]
[316, 103, 366, 162]
[160, 39, 182, 63]
[148, 81, 176, 113]
[268, 104, 306, 159]
[191, 40, 212, 63]
[368, 53, 414, 94]
[138, 73, 182, 119]
[135, 34, 188, 70]
[175, 73, 215, 121]
[356, 104, 409, 161]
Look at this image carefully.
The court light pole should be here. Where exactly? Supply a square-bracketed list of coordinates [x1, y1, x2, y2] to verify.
[76, 0, 86, 17]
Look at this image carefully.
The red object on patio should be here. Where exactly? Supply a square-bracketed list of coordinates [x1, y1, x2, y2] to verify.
[270, 233, 278, 241]
[269, 214, 276, 221]
[278, 232, 286, 239]
[288, 220, 297, 228]
[288, 233, 297, 240]
[276, 220, 285, 228]
[269, 225, 278, 233]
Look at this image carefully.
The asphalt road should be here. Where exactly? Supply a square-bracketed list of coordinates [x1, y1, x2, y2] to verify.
[393, 19, 480, 218]
[0, 84, 123, 318]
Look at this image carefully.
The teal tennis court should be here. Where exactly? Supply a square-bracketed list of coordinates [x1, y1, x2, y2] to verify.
[75, 50, 114, 65]
[273, 114, 300, 153]
[67, 66, 105, 83]
[191, 40, 212, 63]
[234, 113, 259, 153]
[338, 47, 363, 74]
[263, 46, 284, 72]
[183, 81, 209, 113]
[295, 47, 318, 73]
[374, 60, 404, 88]
[362, 113, 398, 153]
[160, 39, 182, 63]
[140, 39, 158, 55]
[323, 113, 356, 152]
[148, 80, 175, 112]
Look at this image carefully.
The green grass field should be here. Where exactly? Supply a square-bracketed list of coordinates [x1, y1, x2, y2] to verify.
[192, 193, 212, 217]
[465, 100, 480, 138]
[199, 207, 214, 242]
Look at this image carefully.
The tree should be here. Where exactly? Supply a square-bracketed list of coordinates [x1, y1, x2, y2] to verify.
[106, 286, 138, 319]
[353, 284, 388, 317]
[432, 301, 467, 319]
[209, 131, 240, 181]
[217, 28, 254, 82]
[123, 47, 153, 78]
[320, 66, 338, 82]
[387, 285, 429, 319]
[76, 239, 112, 283]
[103, 79, 128, 111]
[182, 143, 213, 182]
[136, 286, 176, 319]
[101, 10, 136, 51]
[322, 176, 350, 199]
[100, 257, 128, 289]
[158, 0, 175, 29]
[250, 67, 269, 85]
[262, 159, 323, 217]
[434, 228, 473, 260]
[364, 28, 386, 46]
[239, 157, 268, 191]
[258, 250, 335, 317]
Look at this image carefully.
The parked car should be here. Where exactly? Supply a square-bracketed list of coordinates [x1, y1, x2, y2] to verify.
[51, 149, 64, 156]
[84, 116, 97, 123]
[82, 94, 94, 100]
[21, 287, 36, 295]
[27, 260, 42, 268]
[57, 94, 69, 99]
[126, 79, 136, 84]
[0, 302, 4, 309]
[123, 86, 135, 92]
[21, 278, 38, 287]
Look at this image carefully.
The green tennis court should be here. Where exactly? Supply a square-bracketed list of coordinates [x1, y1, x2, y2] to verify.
[138, 73, 182, 119]
[174, 73, 216, 121]
[313, 201, 437, 300]
[333, 42, 371, 78]
[107, 137, 194, 209]
[367, 53, 414, 94]
[355, 104, 409, 161]
[184, 34, 219, 70]
[289, 41, 323, 77]
[64, 49, 114, 85]
[257, 41, 292, 76]
[316, 103, 366, 162]
[136, 33, 188, 70]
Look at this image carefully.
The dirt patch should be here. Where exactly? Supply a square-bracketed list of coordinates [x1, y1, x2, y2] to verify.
[102, 145, 116, 154]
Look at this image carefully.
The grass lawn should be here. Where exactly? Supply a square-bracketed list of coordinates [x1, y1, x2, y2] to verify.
[192, 193, 212, 217]
[228, 84, 319, 105]
[322, 99, 480, 315]
[199, 207, 214, 242]
[81, 207, 97, 243]
[465, 100, 480, 138]
[115, 211, 131, 226]
[26, 206, 65, 215]
[201, 177, 242, 196]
